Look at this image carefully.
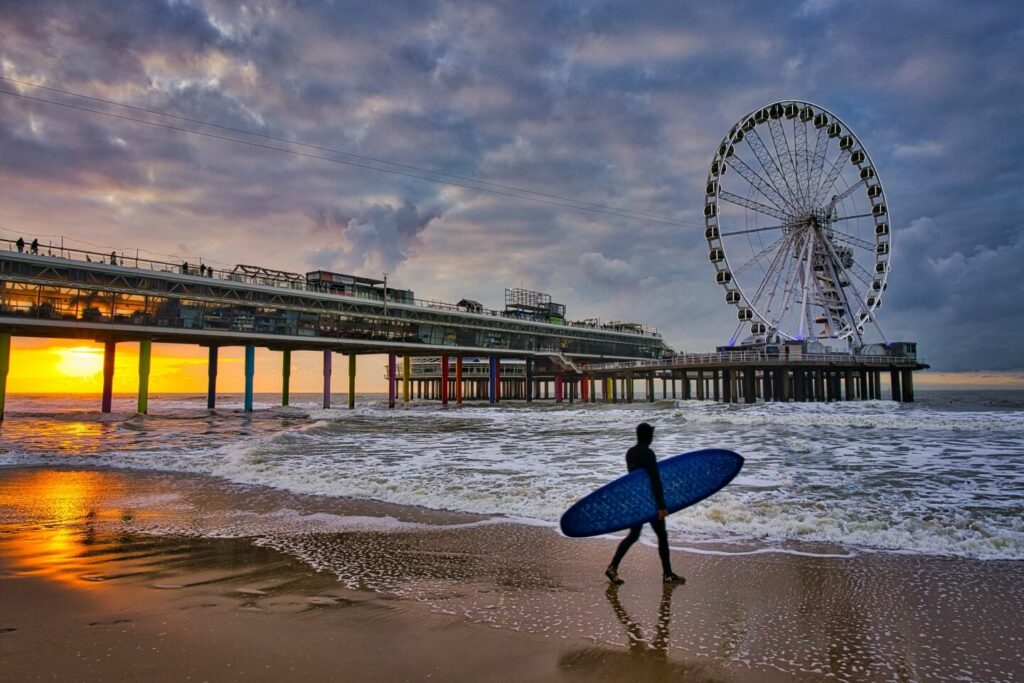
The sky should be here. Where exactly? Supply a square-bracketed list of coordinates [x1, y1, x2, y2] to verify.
[1, 0, 1022, 392]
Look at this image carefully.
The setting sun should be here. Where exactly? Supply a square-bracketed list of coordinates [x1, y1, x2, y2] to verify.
[54, 346, 104, 379]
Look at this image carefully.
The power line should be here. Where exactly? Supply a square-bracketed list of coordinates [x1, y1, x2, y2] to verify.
[0, 76, 701, 228]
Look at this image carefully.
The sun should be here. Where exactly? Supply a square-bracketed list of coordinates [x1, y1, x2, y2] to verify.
[54, 346, 104, 378]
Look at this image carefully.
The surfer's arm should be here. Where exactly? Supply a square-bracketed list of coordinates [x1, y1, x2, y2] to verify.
[643, 456, 667, 512]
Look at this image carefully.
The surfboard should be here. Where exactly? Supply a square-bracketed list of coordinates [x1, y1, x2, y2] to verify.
[559, 448, 744, 538]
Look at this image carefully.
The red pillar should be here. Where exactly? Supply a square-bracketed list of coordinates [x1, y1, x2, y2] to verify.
[441, 355, 450, 405]
[322, 349, 332, 409]
[555, 373, 564, 403]
[581, 375, 589, 402]
[101, 340, 116, 413]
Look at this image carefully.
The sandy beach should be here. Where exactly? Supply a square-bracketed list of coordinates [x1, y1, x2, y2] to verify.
[1, 467, 1021, 682]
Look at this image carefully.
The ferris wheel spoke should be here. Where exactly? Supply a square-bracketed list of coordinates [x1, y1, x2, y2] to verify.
[793, 117, 810, 209]
[828, 231, 875, 251]
[767, 118, 804, 209]
[720, 224, 785, 238]
[718, 190, 790, 222]
[828, 178, 866, 207]
[832, 212, 873, 223]
[813, 151, 851, 205]
[818, 236, 868, 343]
[746, 130, 802, 211]
[806, 126, 830, 199]
[726, 156, 794, 214]
[752, 235, 797, 321]
[734, 233, 789, 279]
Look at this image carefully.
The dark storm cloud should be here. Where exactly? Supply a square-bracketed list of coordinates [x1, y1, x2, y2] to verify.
[0, 0, 1022, 371]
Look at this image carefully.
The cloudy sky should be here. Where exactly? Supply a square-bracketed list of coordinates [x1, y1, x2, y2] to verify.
[1, 0, 1022, 384]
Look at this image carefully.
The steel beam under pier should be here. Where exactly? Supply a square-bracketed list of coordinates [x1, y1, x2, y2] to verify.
[901, 369, 915, 403]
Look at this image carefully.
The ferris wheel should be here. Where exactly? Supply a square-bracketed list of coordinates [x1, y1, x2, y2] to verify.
[704, 100, 890, 347]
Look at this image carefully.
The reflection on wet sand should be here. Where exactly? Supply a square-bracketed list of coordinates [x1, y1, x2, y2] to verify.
[558, 583, 728, 682]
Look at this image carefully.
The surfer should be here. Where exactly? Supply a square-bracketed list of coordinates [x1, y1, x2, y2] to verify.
[605, 422, 685, 586]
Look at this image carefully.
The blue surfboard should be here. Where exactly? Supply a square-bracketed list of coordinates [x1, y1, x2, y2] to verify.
[559, 448, 744, 537]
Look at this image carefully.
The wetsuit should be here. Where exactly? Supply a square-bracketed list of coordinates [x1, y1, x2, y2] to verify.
[609, 442, 673, 575]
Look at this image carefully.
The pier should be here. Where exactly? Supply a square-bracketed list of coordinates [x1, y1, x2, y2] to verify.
[0, 238, 667, 418]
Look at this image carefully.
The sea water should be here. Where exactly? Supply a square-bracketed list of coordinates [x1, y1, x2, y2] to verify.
[0, 390, 1022, 560]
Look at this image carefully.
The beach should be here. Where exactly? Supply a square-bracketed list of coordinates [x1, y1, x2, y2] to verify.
[2, 465, 1021, 682]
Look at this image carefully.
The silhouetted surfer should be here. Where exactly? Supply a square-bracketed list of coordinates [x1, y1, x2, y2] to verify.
[606, 422, 684, 585]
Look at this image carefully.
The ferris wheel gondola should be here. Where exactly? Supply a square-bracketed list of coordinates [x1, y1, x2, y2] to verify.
[703, 101, 891, 347]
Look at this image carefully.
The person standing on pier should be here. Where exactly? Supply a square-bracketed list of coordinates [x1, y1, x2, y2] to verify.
[30, 238, 38, 254]
[15, 237, 24, 252]
[606, 422, 685, 586]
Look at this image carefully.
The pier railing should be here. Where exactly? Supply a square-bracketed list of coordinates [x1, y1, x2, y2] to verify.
[584, 350, 922, 371]
[1, 237, 661, 338]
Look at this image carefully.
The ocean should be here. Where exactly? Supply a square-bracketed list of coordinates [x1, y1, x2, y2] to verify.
[1, 390, 1022, 562]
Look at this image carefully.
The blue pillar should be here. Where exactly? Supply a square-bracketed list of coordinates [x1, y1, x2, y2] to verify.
[244, 344, 255, 412]
[489, 355, 497, 404]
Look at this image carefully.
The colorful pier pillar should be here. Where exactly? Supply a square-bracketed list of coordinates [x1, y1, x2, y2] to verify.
[555, 372, 564, 403]
[322, 349, 332, 409]
[440, 355, 450, 405]
[581, 374, 589, 403]
[243, 344, 255, 412]
[403, 356, 411, 403]
[137, 339, 152, 414]
[0, 332, 10, 421]
[388, 352, 397, 409]
[348, 354, 356, 409]
[282, 349, 291, 406]
[525, 358, 534, 403]
[101, 340, 116, 413]
[456, 356, 463, 405]
[207, 346, 218, 410]
[488, 356, 497, 404]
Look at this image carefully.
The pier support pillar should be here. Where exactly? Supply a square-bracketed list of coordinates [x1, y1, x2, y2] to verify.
[456, 357, 464, 405]
[207, 347, 218, 410]
[388, 353, 397, 409]
[696, 371, 705, 400]
[581, 374, 589, 403]
[525, 359, 533, 403]
[901, 369, 915, 403]
[441, 355, 450, 406]
[348, 354, 356, 409]
[722, 369, 732, 403]
[814, 369, 825, 402]
[0, 332, 9, 421]
[682, 373, 691, 400]
[890, 369, 902, 402]
[873, 371, 882, 400]
[243, 344, 255, 412]
[137, 339, 151, 414]
[403, 356, 411, 403]
[101, 340, 116, 413]
[845, 370, 854, 401]
[555, 373, 564, 403]
[489, 356, 497, 404]
[321, 349, 332, 409]
[743, 368, 756, 404]
[281, 350, 291, 407]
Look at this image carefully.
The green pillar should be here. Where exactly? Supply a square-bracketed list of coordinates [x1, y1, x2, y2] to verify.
[348, 354, 356, 409]
[244, 344, 255, 412]
[0, 332, 10, 421]
[282, 349, 291, 406]
[137, 339, 151, 414]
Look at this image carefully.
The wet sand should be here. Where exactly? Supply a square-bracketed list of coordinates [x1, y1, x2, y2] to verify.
[1, 467, 1021, 682]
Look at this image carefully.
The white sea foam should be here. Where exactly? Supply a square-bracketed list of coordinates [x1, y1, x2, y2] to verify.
[1, 393, 1023, 560]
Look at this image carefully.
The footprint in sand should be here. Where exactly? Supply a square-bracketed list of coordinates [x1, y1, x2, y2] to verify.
[88, 619, 133, 626]
[0, 628, 17, 634]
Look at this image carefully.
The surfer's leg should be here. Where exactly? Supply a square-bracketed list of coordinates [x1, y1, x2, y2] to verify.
[650, 519, 676, 577]
[610, 525, 642, 569]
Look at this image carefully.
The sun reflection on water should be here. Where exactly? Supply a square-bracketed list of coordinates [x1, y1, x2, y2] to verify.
[0, 470, 128, 586]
